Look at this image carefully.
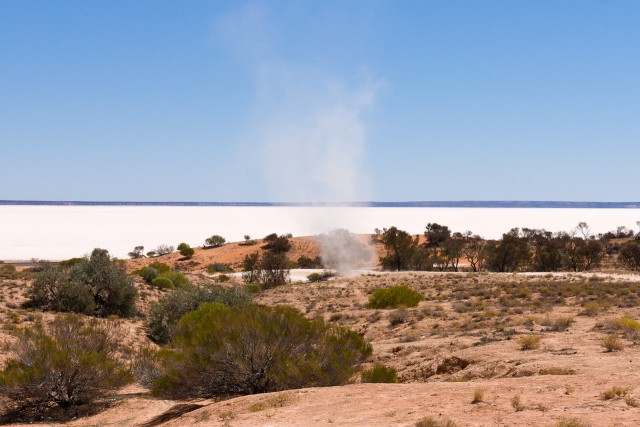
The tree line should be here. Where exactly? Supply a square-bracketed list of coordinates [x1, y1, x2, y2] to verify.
[376, 222, 640, 272]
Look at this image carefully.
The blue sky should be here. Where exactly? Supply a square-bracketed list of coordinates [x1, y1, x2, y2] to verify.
[1, 0, 639, 202]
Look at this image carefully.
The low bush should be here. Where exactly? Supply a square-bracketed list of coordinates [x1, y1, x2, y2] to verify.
[600, 334, 624, 352]
[518, 335, 541, 351]
[297, 255, 323, 268]
[601, 386, 628, 400]
[148, 262, 171, 273]
[151, 276, 174, 289]
[368, 285, 422, 309]
[160, 271, 188, 288]
[245, 283, 262, 293]
[415, 417, 457, 427]
[0, 314, 131, 422]
[141, 267, 159, 283]
[26, 248, 137, 318]
[147, 284, 251, 344]
[361, 364, 398, 383]
[0, 265, 16, 272]
[207, 263, 233, 273]
[140, 304, 371, 399]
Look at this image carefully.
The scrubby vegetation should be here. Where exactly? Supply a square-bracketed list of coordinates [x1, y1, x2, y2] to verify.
[361, 364, 398, 383]
[137, 303, 371, 399]
[147, 284, 251, 343]
[26, 248, 137, 317]
[204, 234, 226, 248]
[0, 314, 131, 422]
[368, 285, 422, 309]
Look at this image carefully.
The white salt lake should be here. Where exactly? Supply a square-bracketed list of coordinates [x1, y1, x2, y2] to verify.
[1, 206, 639, 260]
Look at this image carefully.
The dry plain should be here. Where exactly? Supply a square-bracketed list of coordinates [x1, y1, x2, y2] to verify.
[2, 239, 640, 426]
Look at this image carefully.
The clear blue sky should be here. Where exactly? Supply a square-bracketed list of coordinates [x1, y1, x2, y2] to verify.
[1, 0, 639, 202]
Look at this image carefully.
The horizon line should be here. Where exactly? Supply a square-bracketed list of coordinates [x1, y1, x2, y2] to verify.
[1, 200, 640, 208]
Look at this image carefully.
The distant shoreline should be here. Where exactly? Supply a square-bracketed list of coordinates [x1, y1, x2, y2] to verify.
[1, 200, 639, 208]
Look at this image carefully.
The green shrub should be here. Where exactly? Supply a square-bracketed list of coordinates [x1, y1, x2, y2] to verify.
[151, 277, 174, 289]
[140, 304, 371, 399]
[177, 243, 194, 259]
[368, 285, 422, 309]
[160, 271, 188, 288]
[58, 258, 83, 267]
[147, 284, 251, 344]
[361, 364, 398, 383]
[26, 249, 137, 317]
[204, 235, 226, 248]
[307, 272, 324, 282]
[148, 262, 171, 274]
[0, 314, 131, 422]
[207, 263, 233, 273]
[141, 267, 159, 283]
[245, 283, 262, 293]
[0, 265, 16, 272]
[217, 274, 230, 282]
[297, 255, 323, 268]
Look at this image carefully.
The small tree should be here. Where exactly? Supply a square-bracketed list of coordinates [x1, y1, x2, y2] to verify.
[0, 314, 131, 422]
[128, 246, 145, 259]
[620, 241, 640, 271]
[379, 227, 418, 271]
[155, 244, 174, 256]
[262, 233, 292, 253]
[242, 252, 261, 284]
[260, 251, 290, 288]
[177, 243, 194, 259]
[204, 235, 226, 248]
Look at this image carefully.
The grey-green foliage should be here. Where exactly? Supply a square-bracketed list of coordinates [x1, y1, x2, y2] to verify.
[0, 314, 132, 422]
[147, 284, 251, 344]
[139, 303, 372, 399]
[27, 249, 137, 317]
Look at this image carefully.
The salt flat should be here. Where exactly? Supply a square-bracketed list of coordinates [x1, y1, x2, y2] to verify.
[1, 206, 638, 260]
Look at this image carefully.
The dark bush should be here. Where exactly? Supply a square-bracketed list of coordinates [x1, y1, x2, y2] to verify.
[26, 249, 137, 317]
[245, 283, 262, 293]
[262, 233, 292, 253]
[204, 235, 226, 248]
[140, 304, 371, 399]
[155, 244, 174, 256]
[141, 267, 159, 283]
[58, 258, 84, 267]
[297, 255, 323, 268]
[147, 284, 251, 344]
[177, 243, 194, 259]
[620, 241, 640, 271]
[361, 364, 398, 383]
[151, 277, 174, 289]
[259, 251, 290, 288]
[207, 263, 234, 273]
[0, 314, 131, 422]
[368, 285, 422, 309]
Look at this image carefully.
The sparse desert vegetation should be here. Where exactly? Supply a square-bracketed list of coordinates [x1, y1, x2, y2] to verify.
[2, 233, 640, 425]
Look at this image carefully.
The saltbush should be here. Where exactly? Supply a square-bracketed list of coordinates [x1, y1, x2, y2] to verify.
[139, 304, 371, 399]
[141, 267, 159, 283]
[147, 284, 251, 344]
[361, 364, 398, 383]
[160, 271, 188, 288]
[368, 285, 422, 309]
[207, 263, 234, 273]
[151, 276, 174, 289]
[26, 248, 137, 317]
[0, 314, 131, 422]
